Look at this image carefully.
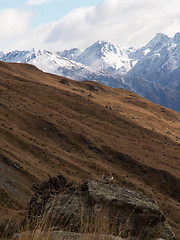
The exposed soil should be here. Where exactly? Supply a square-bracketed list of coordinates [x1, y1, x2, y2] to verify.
[0, 61, 180, 238]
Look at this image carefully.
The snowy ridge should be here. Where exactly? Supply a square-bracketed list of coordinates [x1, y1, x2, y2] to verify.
[146, 33, 170, 50]
[1, 32, 180, 112]
[74, 40, 132, 75]
[127, 32, 180, 90]
[0, 48, 128, 89]
[1, 49, 90, 78]
[56, 48, 82, 60]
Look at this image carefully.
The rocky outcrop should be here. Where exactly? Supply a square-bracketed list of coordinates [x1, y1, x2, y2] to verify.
[28, 176, 175, 240]
[14, 230, 126, 240]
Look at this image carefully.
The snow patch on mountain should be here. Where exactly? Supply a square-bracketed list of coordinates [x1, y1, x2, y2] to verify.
[74, 40, 132, 75]
[0, 51, 4, 58]
[57, 48, 82, 60]
[127, 32, 180, 89]
[146, 33, 170, 50]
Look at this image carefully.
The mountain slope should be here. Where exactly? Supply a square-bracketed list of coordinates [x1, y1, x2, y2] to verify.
[0, 62, 180, 238]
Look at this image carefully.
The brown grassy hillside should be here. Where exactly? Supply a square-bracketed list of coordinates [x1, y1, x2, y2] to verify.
[0, 61, 180, 238]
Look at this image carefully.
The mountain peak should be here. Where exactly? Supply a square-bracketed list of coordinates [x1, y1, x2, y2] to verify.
[146, 33, 170, 49]
[82, 40, 129, 60]
[75, 40, 131, 73]
[173, 32, 180, 43]
[95, 40, 107, 45]
[92, 40, 122, 53]
[57, 48, 82, 60]
[155, 32, 169, 39]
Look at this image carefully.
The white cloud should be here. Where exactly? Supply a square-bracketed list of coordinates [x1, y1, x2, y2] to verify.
[27, 0, 52, 6]
[27, 0, 64, 6]
[1, 0, 180, 52]
[0, 8, 33, 51]
[45, 0, 180, 49]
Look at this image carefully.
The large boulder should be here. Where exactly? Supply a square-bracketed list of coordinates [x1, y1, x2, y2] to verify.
[28, 177, 175, 240]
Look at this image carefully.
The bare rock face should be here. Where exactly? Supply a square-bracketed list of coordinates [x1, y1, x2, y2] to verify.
[28, 177, 175, 240]
[82, 180, 175, 239]
[49, 231, 126, 240]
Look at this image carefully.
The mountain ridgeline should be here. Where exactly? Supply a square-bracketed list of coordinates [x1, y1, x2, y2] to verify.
[1, 33, 180, 112]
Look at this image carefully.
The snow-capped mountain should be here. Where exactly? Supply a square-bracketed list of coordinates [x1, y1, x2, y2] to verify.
[1, 49, 87, 78]
[1, 33, 180, 112]
[74, 40, 132, 75]
[146, 33, 170, 50]
[57, 41, 135, 75]
[127, 33, 180, 90]
[0, 48, 127, 89]
[0, 51, 4, 58]
[56, 48, 82, 60]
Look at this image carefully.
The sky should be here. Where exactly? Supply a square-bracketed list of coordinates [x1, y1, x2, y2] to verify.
[0, 0, 180, 52]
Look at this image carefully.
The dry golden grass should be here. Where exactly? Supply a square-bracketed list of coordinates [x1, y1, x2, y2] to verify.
[1, 211, 129, 240]
[0, 61, 180, 239]
[1, 194, 158, 240]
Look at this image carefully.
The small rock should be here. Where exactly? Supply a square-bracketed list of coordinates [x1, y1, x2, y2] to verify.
[106, 106, 113, 111]
[14, 162, 21, 170]
[81, 88, 86, 93]
[84, 138, 92, 144]
[89, 145, 95, 150]
[92, 86, 98, 91]
[60, 79, 70, 86]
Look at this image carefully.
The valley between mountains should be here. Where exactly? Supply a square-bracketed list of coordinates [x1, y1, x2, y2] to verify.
[0, 61, 180, 238]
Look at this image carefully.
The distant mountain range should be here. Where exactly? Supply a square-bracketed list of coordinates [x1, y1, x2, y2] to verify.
[1, 33, 180, 112]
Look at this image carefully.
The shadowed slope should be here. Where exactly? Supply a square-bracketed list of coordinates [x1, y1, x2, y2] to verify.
[0, 61, 180, 238]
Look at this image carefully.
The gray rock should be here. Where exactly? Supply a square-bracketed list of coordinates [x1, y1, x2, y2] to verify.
[13, 230, 126, 240]
[59, 79, 70, 86]
[50, 230, 126, 240]
[14, 162, 21, 170]
[28, 178, 175, 240]
[81, 88, 86, 93]
[106, 106, 114, 111]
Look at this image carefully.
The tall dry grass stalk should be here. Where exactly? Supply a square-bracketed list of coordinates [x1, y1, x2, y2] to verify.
[0, 188, 152, 240]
